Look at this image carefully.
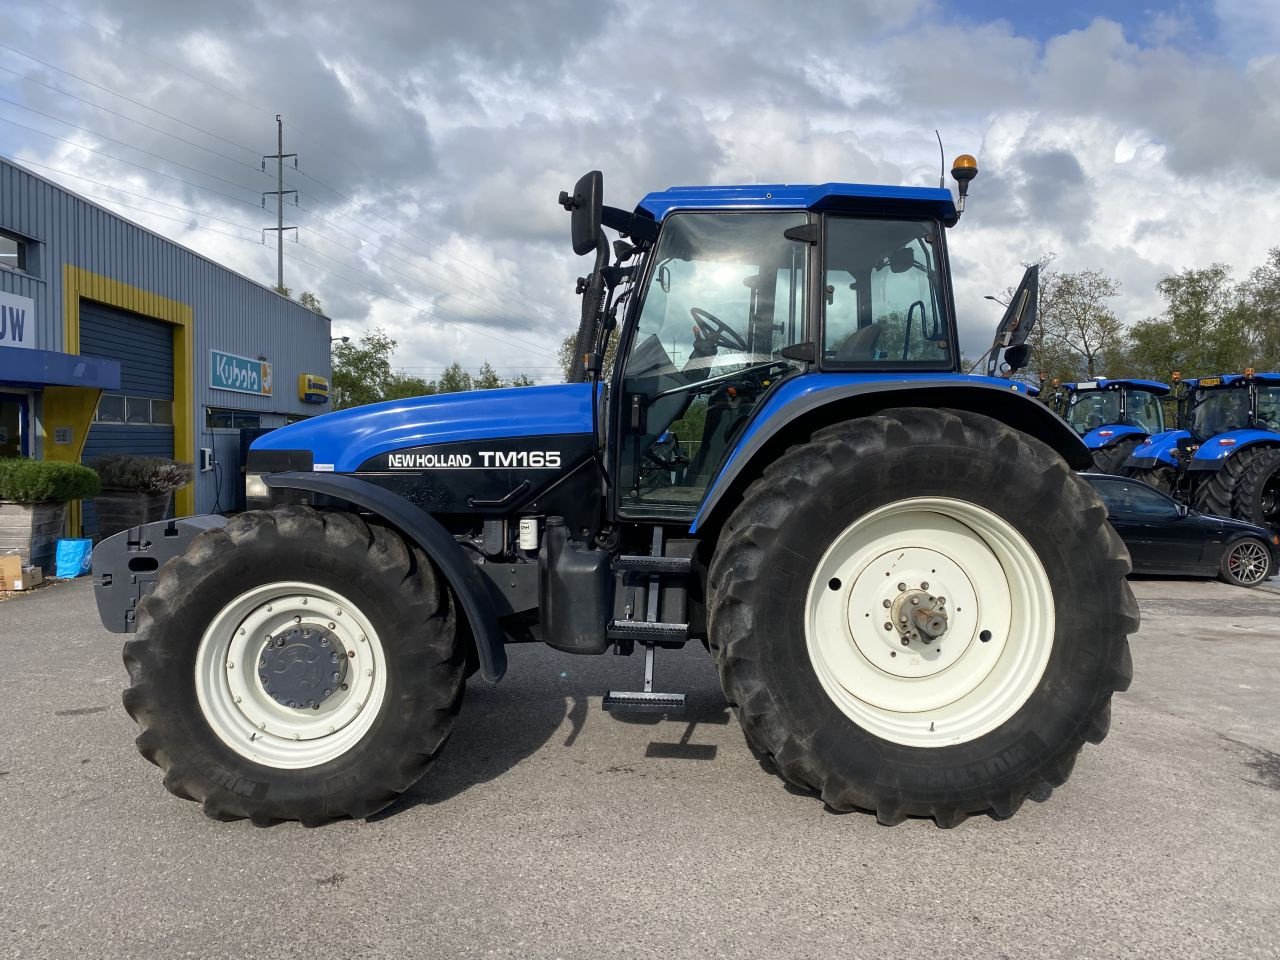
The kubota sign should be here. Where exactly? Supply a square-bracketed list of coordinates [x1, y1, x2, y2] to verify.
[210, 349, 272, 396]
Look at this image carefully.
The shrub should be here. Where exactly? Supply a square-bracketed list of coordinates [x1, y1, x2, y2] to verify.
[91, 455, 193, 494]
[0, 458, 102, 502]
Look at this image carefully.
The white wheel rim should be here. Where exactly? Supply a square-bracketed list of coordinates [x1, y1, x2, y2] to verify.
[195, 582, 387, 769]
[1228, 541, 1270, 585]
[805, 498, 1055, 748]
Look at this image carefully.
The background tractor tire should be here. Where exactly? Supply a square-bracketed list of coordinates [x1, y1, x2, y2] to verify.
[1122, 464, 1177, 495]
[1090, 436, 1141, 474]
[123, 506, 466, 826]
[1195, 446, 1280, 526]
[706, 407, 1136, 828]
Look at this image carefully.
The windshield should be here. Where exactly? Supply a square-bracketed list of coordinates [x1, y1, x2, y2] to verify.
[1123, 389, 1164, 433]
[1065, 390, 1121, 434]
[822, 217, 950, 367]
[1191, 388, 1249, 439]
[620, 211, 807, 515]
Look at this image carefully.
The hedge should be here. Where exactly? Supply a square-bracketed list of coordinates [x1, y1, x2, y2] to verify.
[91, 455, 193, 494]
[0, 458, 102, 503]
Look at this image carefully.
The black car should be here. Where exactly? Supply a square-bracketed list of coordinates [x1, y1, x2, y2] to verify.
[1084, 473, 1280, 587]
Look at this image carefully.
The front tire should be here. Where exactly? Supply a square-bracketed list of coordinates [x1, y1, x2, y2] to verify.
[1195, 446, 1280, 526]
[1091, 436, 1141, 474]
[707, 408, 1136, 827]
[123, 507, 465, 825]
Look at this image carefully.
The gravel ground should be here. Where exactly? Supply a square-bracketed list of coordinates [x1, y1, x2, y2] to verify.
[0, 576, 1277, 960]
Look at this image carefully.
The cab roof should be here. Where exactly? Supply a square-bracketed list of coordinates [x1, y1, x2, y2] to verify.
[636, 183, 958, 223]
[1066, 378, 1170, 395]
[1185, 372, 1280, 389]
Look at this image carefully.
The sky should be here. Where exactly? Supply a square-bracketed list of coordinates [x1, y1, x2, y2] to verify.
[1, 0, 1278, 382]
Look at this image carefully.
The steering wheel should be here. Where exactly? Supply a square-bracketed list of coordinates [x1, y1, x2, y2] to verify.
[690, 307, 749, 352]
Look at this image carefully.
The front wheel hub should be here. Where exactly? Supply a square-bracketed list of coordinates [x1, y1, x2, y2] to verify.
[259, 624, 348, 708]
[891, 588, 948, 644]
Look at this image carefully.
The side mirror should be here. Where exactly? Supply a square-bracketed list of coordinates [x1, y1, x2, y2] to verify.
[1177, 502, 1190, 518]
[559, 170, 603, 256]
[1003, 343, 1030, 371]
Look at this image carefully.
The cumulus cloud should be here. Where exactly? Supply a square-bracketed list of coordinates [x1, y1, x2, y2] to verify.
[1, 0, 1278, 380]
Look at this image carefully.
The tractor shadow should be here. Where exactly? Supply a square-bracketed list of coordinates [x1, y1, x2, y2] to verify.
[373, 644, 730, 818]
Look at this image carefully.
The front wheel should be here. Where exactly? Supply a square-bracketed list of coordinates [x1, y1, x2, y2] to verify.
[707, 408, 1136, 827]
[123, 507, 466, 825]
[1091, 436, 1142, 474]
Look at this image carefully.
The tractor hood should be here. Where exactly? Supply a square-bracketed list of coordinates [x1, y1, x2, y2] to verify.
[252, 383, 595, 473]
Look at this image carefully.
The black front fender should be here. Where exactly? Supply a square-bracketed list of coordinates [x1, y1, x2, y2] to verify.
[265, 472, 507, 682]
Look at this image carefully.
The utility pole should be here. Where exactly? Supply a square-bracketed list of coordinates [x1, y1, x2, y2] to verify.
[262, 114, 297, 292]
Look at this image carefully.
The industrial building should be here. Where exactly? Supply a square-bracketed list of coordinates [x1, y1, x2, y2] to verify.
[0, 156, 332, 531]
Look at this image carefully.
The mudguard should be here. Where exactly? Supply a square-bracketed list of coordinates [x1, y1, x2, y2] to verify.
[1188, 429, 1280, 471]
[264, 472, 508, 681]
[1125, 429, 1188, 470]
[1080, 424, 1149, 450]
[691, 374, 1088, 533]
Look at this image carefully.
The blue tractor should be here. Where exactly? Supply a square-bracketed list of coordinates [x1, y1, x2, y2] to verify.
[1127, 371, 1280, 528]
[91, 158, 1135, 828]
[1053, 378, 1170, 473]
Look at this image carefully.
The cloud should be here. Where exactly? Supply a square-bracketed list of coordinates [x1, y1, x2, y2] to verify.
[2, 0, 1279, 383]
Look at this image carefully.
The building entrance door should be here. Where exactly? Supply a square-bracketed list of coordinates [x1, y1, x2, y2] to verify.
[0, 391, 30, 457]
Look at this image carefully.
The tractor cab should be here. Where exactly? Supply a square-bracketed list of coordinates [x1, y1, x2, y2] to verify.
[1055, 378, 1169, 472]
[1184, 372, 1280, 441]
[560, 160, 1038, 523]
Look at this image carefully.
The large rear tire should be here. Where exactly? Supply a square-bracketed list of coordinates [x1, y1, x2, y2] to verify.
[123, 506, 465, 825]
[1194, 446, 1280, 526]
[706, 408, 1136, 827]
[1090, 436, 1142, 474]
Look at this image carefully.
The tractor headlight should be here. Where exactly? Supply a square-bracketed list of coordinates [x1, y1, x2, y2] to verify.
[245, 472, 271, 505]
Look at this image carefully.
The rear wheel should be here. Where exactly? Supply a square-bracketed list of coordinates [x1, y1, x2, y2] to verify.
[1091, 436, 1142, 474]
[1195, 446, 1280, 526]
[123, 507, 465, 825]
[1218, 537, 1273, 587]
[707, 408, 1136, 827]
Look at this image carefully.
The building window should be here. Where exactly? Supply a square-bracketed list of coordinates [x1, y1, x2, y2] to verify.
[95, 394, 172, 425]
[0, 230, 26, 272]
[205, 407, 261, 430]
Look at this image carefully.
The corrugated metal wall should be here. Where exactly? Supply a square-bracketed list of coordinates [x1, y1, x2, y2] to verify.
[0, 157, 332, 515]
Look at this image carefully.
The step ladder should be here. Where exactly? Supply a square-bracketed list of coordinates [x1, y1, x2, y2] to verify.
[603, 528, 689, 714]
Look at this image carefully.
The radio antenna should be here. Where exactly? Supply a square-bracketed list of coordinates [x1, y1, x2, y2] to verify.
[935, 130, 945, 188]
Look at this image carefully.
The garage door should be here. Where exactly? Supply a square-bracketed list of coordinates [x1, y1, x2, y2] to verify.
[79, 301, 175, 536]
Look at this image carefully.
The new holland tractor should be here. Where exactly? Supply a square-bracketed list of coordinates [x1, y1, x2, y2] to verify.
[1053, 377, 1170, 473]
[1126, 370, 1280, 527]
[91, 158, 1136, 828]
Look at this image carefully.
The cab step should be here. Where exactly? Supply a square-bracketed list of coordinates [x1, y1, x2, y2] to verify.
[612, 554, 693, 576]
[603, 641, 686, 715]
[606, 620, 688, 643]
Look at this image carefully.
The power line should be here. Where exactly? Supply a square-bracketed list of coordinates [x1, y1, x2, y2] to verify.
[0, 35, 567, 315]
[0, 116, 279, 211]
[0, 60, 266, 171]
[0, 95, 263, 198]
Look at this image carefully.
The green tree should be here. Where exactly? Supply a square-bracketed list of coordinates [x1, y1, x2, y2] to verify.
[1239, 247, 1280, 369]
[505, 373, 536, 387]
[559, 330, 619, 381]
[437, 362, 474, 394]
[1123, 264, 1251, 380]
[331, 328, 397, 409]
[299, 291, 324, 314]
[385, 372, 436, 400]
[474, 361, 502, 390]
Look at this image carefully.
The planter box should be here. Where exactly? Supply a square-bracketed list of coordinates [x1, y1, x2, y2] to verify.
[0, 501, 68, 570]
[92, 489, 172, 543]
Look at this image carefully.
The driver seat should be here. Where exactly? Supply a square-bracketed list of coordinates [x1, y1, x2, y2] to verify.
[835, 323, 882, 361]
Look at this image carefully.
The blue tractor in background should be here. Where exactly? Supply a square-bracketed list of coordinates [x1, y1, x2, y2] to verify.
[1053, 377, 1170, 473]
[91, 158, 1135, 829]
[1126, 371, 1280, 528]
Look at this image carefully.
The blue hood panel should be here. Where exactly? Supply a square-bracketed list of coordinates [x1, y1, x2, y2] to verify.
[1128, 429, 1188, 467]
[1081, 424, 1149, 449]
[1190, 428, 1280, 465]
[253, 383, 595, 472]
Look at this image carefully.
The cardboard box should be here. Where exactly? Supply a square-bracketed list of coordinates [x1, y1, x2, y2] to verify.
[0, 554, 42, 591]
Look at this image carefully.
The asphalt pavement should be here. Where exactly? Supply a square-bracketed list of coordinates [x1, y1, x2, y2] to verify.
[1, 576, 1278, 959]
